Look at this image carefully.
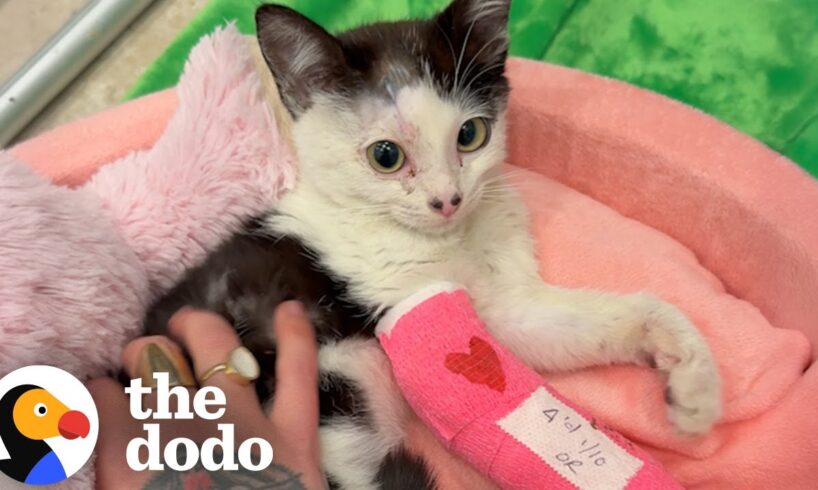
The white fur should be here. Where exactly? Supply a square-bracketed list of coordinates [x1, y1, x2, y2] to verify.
[289, 38, 323, 78]
[317, 339, 410, 488]
[376, 282, 462, 336]
[268, 48, 721, 488]
[319, 339, 410, 449]
[319, 420, 389, 490]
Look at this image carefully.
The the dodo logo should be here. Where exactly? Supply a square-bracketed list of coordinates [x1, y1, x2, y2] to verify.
[0, 366, 98, 485]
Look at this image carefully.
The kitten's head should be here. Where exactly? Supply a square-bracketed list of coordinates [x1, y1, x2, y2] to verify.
[256, 0, 510, 233]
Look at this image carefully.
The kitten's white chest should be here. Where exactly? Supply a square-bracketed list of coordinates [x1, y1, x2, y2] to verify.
[269, 199, 494, 311]
[269, 180, 531, 313]
[314, 224, 487, 310]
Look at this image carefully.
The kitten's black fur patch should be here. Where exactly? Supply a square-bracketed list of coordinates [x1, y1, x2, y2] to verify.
[144, 217, 374, 404]
[319, 373, 365, 420]
[143, 219, 427, 488]
[257, 0, 510, 118]
[376, 448, 437, 490]
[324, 446, 436, 490]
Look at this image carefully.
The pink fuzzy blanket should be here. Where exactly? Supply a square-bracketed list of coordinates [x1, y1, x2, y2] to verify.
[4, 25, 818, 489]
[1, 26, 293, 488]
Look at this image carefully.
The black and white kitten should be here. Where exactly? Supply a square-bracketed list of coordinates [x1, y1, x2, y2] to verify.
[145, 1, 722, 488]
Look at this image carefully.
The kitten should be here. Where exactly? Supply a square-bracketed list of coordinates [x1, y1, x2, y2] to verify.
[145, 1, 722, 488]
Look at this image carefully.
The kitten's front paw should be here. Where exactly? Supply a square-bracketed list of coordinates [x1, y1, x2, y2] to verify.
[663, 354, 722, 435]
[641, 295, 722, 435]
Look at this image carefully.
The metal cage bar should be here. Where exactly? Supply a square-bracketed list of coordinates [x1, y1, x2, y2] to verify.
[0, 0, 156, 146]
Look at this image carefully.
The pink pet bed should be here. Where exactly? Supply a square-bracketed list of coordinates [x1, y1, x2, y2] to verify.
[10, 52, 818, 489]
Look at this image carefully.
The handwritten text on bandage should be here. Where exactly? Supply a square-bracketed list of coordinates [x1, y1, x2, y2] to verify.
[497, 387, 643, 490]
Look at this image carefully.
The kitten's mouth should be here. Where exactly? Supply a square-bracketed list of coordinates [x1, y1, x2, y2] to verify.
[435, 208, 465, 223]
[394, 208, 467, 235]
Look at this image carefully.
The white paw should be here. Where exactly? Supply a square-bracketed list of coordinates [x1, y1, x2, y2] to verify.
[642, 295, 723, 435]
[664, 355, 722, 435]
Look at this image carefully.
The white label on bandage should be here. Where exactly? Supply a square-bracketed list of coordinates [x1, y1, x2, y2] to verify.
[497, 387, 643, 490]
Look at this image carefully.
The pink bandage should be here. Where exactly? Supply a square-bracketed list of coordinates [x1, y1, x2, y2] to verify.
[376, 283, 681, 490]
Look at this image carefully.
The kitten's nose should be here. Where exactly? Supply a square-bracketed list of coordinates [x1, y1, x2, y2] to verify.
[429, 193, 462, 217]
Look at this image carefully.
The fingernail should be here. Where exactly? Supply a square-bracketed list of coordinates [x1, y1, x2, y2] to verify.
[138, 343, 196, 388]
[169, 306, 194, 326]
[278, 300, 305, 317]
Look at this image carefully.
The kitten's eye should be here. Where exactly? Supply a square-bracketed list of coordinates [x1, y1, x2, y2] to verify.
[457, 117, 490, 153]
[367, 141, 405, 173]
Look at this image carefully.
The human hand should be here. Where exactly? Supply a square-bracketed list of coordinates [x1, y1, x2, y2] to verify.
[88, 301, 324, 489]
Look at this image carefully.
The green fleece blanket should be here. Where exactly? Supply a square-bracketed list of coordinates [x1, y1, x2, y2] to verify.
[127, 0, 818, 176]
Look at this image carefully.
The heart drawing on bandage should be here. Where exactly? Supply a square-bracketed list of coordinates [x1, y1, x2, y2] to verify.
[444, 336, 506, 392]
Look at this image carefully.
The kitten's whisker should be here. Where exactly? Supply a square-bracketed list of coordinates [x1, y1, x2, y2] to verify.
[462, 61, 506, 94]
[341, 201, 391, 209]
[344, 210, 392, 217]
[479, 171, 533, 188]
[489, 177, 543, 188]
[482, 180, 519, 189]
[466, 62, 506, 90]
[460, 34, 506, 90]
[342, 205, 386, 210]
[477, 188, 517, 198]
[434, 22, 458, 84]
[342, 204, 393, 212]
[340, 205, 396, 217]
[500, 168, 530, 177]
[481, 183, 537, 194]
[475, 197, 510, 206]
[481, 181, 516, 190]
[481, 174, 509, 186]
[478, 177, 520, 188]
[478, 193, 515, 201]
[454, 16, 479, 93]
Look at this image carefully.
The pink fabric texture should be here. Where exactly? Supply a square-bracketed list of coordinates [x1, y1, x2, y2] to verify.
[377, 285, 681, 490]
[0, 25, 293, 488]
[1, 26, 816, 489]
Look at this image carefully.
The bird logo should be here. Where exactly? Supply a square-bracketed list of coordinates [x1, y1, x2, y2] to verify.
[0, 366, 98, 485]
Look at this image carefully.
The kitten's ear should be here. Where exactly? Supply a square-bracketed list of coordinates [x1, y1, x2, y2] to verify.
[436, 0, 511, 68]
[255, 5, 347, 116]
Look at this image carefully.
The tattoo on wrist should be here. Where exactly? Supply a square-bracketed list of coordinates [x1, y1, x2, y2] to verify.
[142, 463, 306, 489]
[141, 448, 306, 489]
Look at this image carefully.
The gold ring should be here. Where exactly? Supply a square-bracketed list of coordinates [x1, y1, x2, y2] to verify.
[198, 346, 260, 385]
